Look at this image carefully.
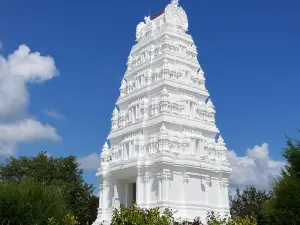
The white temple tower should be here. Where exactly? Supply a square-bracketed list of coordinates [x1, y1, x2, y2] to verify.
[93, 1, 231, 224]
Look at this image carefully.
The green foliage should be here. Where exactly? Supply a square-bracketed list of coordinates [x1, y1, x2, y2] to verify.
[47, 214, 79, 225]
[111, 203, 174, 225]
[231, 216, 257, 225]
[261, 135, 300, 224]
[0, 180, 72, 225]
[206, 211, 257, 225]
[206, 211, 228, 225]
[110, 204, 257, 225]
[283, 135, 300, 177]
[86, 195, 100, 225]
[230, 186, 270, 224]
[0, 151, 98, 225]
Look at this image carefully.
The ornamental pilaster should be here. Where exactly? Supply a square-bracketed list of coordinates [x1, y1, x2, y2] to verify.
[141, 173, 150, 184]
[141, 173, 151, 203]
[162, 171, 172, 201]
[99, 180, 111, 209]
[200, 174, 211, 187]
[218, 177, 230, 207]
[159, 139, 170, 152]
[99, 181, 110, 191]
[136, 146, 145, 157]
[182, 174, 189, 184]
[111, 146, 119, 161]
[136, 174, 143, 205]
[156, 171, 172, 181]
[220, 178, 229, 188]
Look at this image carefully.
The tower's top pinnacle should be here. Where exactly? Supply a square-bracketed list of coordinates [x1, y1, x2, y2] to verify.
[171, 0, 179, 6]
[136, 0, 188, 42]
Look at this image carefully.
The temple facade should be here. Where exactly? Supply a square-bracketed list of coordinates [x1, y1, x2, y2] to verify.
[93, 1, 231, 224]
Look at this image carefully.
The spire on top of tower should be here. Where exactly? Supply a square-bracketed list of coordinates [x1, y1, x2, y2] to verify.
[171, 0, 179, 6]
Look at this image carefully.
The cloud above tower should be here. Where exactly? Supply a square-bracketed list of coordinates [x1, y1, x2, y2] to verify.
[0, 43, 60, 156]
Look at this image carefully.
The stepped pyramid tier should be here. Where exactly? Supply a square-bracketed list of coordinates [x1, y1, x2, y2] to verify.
[93, 1, 231, 224]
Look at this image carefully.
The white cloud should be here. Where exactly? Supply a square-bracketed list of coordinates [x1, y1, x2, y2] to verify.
[6, 45, 58, 82]
[228, 143, 285, 190]
[0, 118, 60, 142]
[0, 45, 59, 119]
[77, 153, 100, 171]
[0, 44, 60, 156]
[0, 142, 16, 156]
[43, 109, 65, 120]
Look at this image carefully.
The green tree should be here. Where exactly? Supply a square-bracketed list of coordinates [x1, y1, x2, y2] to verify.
[261, 135, 300, 224]
[0, 180, 74, 225]
[110, 204, 257, 225]
[87, 195, 100, 225]
[0, 152, 96, 225]
[230, 186, 270, 224]
[111, 203, 174, 225]
[206, 211, 257, 225]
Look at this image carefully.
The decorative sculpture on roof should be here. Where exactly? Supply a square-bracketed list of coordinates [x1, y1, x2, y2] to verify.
[144, 16, 151, 24]
[171, 0, 179, 6]
[136, 0, 188, 42]
[136, 22, 145, 41]
[165, 0, 188, 31]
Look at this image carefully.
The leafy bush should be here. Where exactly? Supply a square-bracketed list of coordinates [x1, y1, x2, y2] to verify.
[48, 214, 79, 225]
[206, 211, 257, 225]
[109, 203, 257, 225]
[261, 135, 300, 224]
[0, 180, 76, 225]
[111, 203, 174, 225]
[230, 186, 270, 224]
[0, 152, 97, 224]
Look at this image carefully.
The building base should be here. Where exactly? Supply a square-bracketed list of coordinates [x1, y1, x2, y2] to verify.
[94, 155, 230, 225]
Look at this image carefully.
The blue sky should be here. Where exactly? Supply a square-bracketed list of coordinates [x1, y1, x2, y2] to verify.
[0, 0, 299, 190]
